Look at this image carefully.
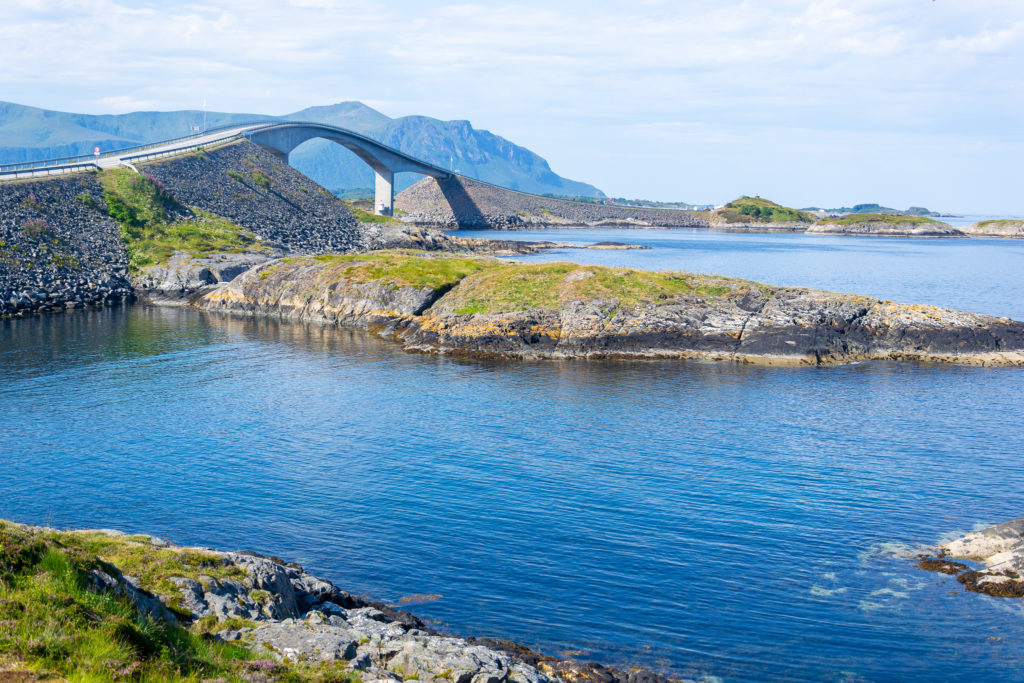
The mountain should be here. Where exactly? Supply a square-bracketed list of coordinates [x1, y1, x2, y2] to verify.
[0, 101, 604, 197]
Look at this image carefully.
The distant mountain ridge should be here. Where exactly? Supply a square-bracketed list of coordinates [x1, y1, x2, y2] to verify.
[0, 100, 604, 197]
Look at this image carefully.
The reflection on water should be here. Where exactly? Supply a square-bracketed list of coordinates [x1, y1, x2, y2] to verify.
[3, 304, 1024, 682]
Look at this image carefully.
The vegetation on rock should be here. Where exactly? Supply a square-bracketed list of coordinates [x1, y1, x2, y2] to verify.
[714, 196, 815, 224]
[443, 262, 754, 315]
[308, 251, 492, 293]
[816, 213, 944, 226]
[0, 522, 362, 682]
[99, 169, 267, 270]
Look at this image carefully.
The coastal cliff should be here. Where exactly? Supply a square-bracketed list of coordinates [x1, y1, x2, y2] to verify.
[193, 251, 1024, 366]
[0, 520, 670, 683]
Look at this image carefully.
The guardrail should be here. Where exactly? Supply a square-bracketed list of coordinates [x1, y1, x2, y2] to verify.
[0, 162, 103, 180]
[0, 118, 278, 173]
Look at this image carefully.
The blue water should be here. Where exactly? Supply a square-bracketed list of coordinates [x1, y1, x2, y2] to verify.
[3, 232, 1024, 682]
[455, 228, 1024, 320]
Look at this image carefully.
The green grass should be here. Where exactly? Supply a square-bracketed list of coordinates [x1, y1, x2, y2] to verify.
[974, 219, 1023, 228]
[715, 196, 815, 224]
[0, 523, 257, 681]
[343, 200, 402, 224]
[817, 213, 943, 226]
[445, 262, 753, 314]
[119, 209, 267, 270]
[252, 170, 271, 189]
[308, 251, 492, 293]
[265, 253, 767, 316]
[0, 523, 366, 682]
[100, 170, 266, 270]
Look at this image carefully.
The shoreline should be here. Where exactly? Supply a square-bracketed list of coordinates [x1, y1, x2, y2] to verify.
[179, 252, 1024, 368]
[0, 520, 680, 683]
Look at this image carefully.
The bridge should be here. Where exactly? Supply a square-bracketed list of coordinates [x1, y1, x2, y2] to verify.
[0, 120, 454, 216]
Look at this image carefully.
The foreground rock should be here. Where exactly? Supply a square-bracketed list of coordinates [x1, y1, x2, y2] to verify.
[195, 252, 1024, 366]
[807, 214, 963, 237]
[915, 518, 1024, 598]
[5, 522, 677, 683]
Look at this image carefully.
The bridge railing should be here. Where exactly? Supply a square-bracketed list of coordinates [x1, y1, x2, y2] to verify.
[0, 118, 278, 173]
[0, 162, 103, 180]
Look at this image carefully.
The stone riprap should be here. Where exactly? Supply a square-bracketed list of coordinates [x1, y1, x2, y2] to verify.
[0, 175, 132, 317]
[195, 253, 1024, 366]
[34, 525, 674, 683]
[915, 518, 1024, 598]
[139, 140, 362, 254]
[395, 176, 710, 229]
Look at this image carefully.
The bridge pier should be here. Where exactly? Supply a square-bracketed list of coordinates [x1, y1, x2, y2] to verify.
[374, 169, 394, 216]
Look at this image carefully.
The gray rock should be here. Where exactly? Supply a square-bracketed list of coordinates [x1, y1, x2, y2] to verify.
[251, 621, 360, 662]
[88, 569, 179, 625]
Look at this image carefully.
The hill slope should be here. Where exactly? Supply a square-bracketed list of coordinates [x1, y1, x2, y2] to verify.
[0, 100, 604, 198]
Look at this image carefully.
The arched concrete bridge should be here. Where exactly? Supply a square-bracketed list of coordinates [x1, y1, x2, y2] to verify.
[241, 122, 452, 216]
[0, 120, 453, 216]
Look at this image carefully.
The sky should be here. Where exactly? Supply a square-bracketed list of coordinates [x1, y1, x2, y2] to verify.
[2, 0, 1022, 213]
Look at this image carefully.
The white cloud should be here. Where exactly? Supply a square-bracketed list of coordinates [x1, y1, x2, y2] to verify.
[0, 0, 1021, 210]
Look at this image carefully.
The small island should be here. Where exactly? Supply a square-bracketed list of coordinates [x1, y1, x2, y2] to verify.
[806, 213, 963, 237]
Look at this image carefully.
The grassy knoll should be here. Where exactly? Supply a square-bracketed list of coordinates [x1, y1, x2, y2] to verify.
[974, 219, 1024, 229]
[306, 251, 493, 293]
[260, 252, 771, 315]
[100, 170, 266, 270]
[714, 196, 816, 224]
[816, 213, 944, 226]
[0, 522, 357, 682]
[438, 261, 759, 315]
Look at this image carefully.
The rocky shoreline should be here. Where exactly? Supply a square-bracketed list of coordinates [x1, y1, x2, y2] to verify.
[178, 251, 1024, 366]
[915, 518, 1024, 598]
[0, 521, 675, 683]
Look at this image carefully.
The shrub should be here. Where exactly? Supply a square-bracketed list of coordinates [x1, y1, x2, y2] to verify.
[251, 169, 270, 189]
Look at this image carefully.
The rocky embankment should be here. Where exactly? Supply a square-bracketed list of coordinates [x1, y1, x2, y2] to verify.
[0, 176, 132, 317]
[1, 521, 673, 683]
[915, 518, 1024, 598]
[139, 140, 364, 254]
[395, 176, 709, 229]
[193, 252, 1024, 366]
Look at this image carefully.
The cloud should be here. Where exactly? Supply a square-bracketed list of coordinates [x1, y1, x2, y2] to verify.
[0, 0, 1021, 210]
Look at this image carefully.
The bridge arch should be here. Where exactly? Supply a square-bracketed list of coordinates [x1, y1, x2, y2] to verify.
[243, 122, 451, 215]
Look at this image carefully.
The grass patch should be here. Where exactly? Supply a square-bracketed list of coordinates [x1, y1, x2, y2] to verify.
[974, 219, 1023, 229]
[308, 251, 492, 293]
[251, 170, 271, 189]
[343, 200, 401, 224]
[100, 169, 265, 270]
[0, 523, 258, 681]
[817, 213, 943, 226]
[715, 196, 815, 224]
[444, 262, 754, 314]
[226, 169, 244, 182]
[119, 209, 267, 270]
